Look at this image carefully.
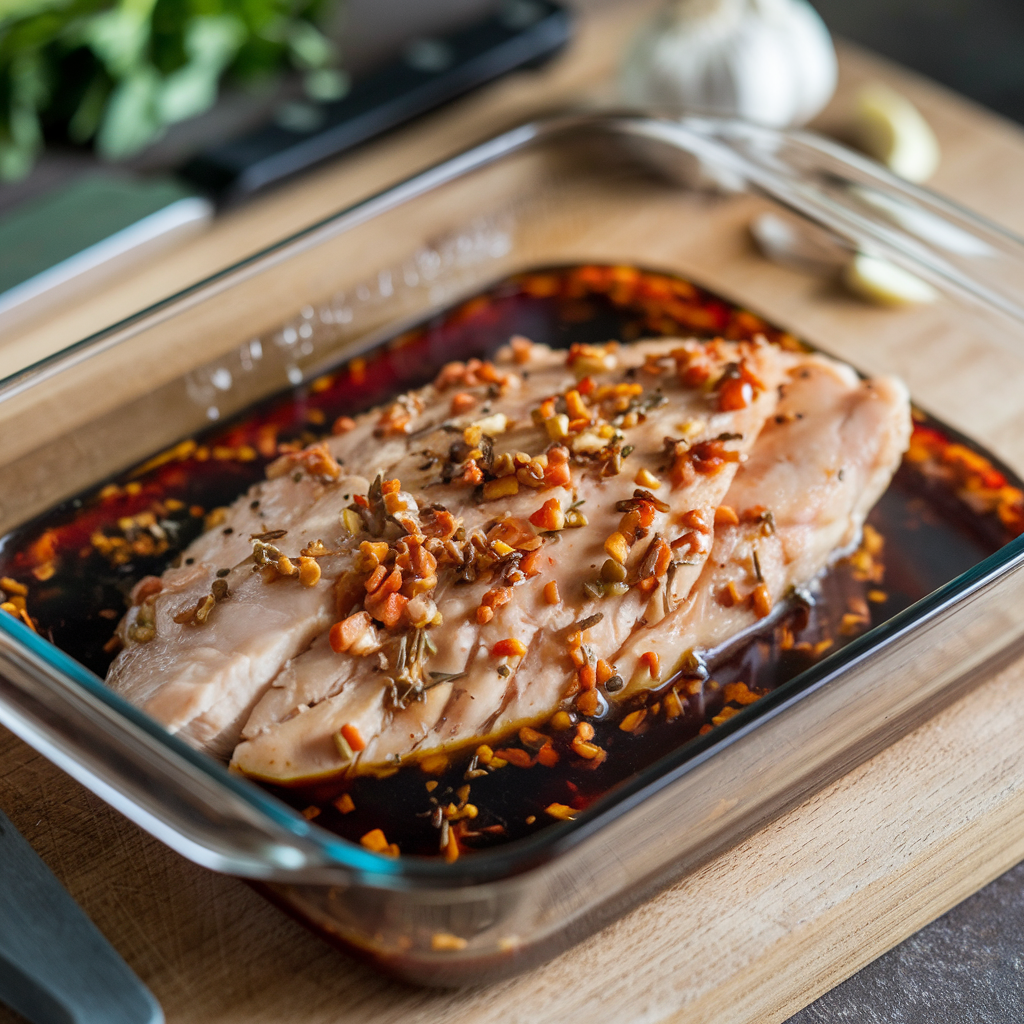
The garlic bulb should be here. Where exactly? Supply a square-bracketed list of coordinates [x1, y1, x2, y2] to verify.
[621, 0, 838, 128]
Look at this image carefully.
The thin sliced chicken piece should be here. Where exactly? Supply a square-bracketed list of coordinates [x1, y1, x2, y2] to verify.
[107, 477, 368, 758]
[612, 354, 911, 695]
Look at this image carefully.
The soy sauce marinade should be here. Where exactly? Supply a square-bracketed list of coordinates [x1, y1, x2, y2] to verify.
[2, 264, 1022, 858]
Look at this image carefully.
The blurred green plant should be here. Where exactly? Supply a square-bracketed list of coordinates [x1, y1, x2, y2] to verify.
[0, 0, 346, 179]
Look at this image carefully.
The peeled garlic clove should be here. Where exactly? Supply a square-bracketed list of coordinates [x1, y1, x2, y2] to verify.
[750, 211, 850, 274]
[851, 83, 940, 183]
[843, 253, 938, 307]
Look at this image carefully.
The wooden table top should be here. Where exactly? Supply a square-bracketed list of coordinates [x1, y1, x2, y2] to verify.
[4, 3, 1024, 1022]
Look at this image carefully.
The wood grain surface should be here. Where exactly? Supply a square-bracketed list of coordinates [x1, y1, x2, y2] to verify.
[4, 3, 1024, 1022]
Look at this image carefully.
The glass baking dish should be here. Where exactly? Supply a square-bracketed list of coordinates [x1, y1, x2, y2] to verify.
[3, 113, 1024, 986]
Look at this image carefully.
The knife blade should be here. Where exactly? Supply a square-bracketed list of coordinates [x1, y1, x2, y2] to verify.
[0, 807, 163, 1024]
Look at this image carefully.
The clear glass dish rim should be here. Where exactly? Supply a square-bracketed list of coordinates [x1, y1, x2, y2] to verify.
[4, 111, 1024, 887]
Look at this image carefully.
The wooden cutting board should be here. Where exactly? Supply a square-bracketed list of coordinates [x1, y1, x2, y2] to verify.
[5, 3, 1024, 1022]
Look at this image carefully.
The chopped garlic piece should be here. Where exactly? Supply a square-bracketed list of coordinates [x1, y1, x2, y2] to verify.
[473, 412, 508, 436]
[545, 413, 570, 440]
[571, 429, 607, 454]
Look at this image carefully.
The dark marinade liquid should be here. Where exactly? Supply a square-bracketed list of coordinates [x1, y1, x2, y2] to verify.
[2, 264, 1020, 859]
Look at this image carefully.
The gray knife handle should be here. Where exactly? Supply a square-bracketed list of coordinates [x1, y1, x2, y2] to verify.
[0, 809, 163, 1024]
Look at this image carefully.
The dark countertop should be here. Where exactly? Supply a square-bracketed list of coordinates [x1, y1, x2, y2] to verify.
[810, 0, 1024, 127]
[790, 859, 1024, 1021]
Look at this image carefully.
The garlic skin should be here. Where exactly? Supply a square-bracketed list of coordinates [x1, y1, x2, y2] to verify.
[621, 0, 838, 129]
[749, 211, 850, 274]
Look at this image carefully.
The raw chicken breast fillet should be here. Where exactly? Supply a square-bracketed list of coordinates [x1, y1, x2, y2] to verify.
[106, 333, 909, 784]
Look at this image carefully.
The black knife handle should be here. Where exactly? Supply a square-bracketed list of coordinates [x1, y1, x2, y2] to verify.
[181, 0, 572, 205]
[0, 808, 163, 1024]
